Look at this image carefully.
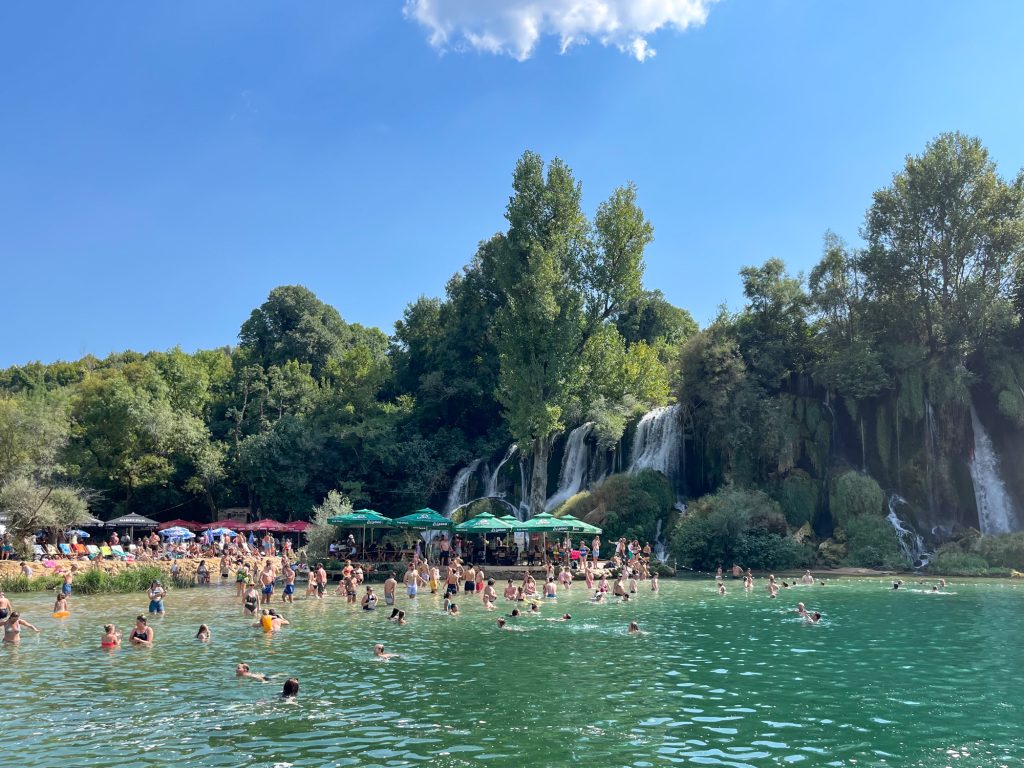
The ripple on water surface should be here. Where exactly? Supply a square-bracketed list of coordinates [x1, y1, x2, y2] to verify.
[1, 578, 1022, 766]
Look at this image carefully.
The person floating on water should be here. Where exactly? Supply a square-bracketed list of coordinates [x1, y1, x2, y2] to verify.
[373, 643, 398, 660]
[52, 592, 70, 618]
[236, 662, 269, 681]
[282, 677, 299, 698]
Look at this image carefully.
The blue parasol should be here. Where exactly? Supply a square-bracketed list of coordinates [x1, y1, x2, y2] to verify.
[160, 526, 195, 539]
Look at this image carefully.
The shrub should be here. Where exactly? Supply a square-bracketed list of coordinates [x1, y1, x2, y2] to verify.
[587, 471, 673, 542]
[829, 471, 884, 528]
[774, 470, 819, 528]
[928, 544, 990, 576]
[555, 491, 595, 519]
[843, 515, 904, 569]
[972, 533, 1024, 570]
[670, 485, 801, 571]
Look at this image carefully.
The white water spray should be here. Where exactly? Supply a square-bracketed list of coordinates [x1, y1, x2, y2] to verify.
[653, 517, 669, 564]
[629, 405, 683, 486]
[968, 404, 1018, 534]
[444, 459, 482, 518]
[545, 423, 595, 511]
[485, 444, 518, 498]
[886, 494, 929, 568]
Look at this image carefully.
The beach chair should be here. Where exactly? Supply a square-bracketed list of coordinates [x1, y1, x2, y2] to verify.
[58, 543, 73, 557]
[73, 544, 89, 558]
[110, 545, 128, 560]
[86, 545, 101, 560]
[100, 545, 114, 558]
[33, 544, 45, 561]
[46, 544, 60, 558]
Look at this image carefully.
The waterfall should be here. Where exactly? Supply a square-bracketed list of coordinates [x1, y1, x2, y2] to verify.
[444, 459, 482, 517]
[517, 457, 530, 520]
[629, 404, 683, 486]
[969, 404, 1018, 535]
[886, 495, 929, 568]
[545, 423, 595, 511]
[653, 517, 669, 564]
[485, 444, 518, 498]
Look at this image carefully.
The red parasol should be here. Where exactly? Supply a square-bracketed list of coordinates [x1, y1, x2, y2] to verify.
[158, 519, 202, 531]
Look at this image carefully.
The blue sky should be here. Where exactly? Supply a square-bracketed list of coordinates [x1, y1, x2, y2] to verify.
[2, 1, 1023, 367]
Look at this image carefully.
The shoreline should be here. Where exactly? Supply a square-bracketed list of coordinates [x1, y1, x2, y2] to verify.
[1, 557, 1015, 594]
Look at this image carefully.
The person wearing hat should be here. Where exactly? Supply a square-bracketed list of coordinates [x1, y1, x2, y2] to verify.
[147, 580, 167, 614]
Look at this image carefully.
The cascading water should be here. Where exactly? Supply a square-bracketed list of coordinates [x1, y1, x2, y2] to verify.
[968, 404, 1018, 534]
[545, 423, 595, 511]
[517, 457, 531, 520]
[886, 494, 929, 568]
[444, 459, 482, 518]
[629, 404, 683, 487]
[652, 517, 669, 564]
[485, 444, 517, 498]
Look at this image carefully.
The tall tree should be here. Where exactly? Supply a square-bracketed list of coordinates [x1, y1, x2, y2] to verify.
[489, 152, 652, 515]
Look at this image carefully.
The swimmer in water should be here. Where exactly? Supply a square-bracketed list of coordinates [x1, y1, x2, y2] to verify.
[53, 593, 69, 616]
[497, 617, 509, 630]
[396, 610, 407, 626]
[651, 573, 659, 592]
[236, 662, 269, 681]
[129, 615, 153, 647]
[718, 582, 727, 595]
[101, 623, 122, 649]
[196, 624, 211, 641]
[805, 611, 822, 624]
[627, 622, 642, 634]
[508, 608, 521, 618]
[794, 602, 807, 616]
[282, 677, 299, 698]
[373, 643, 398, 660]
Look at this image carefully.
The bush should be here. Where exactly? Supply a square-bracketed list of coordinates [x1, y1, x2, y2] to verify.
[587, 471, 674, 542]
[843, 515, 904, 569]
[555, 491, 595, 519]
[972, 533, 1024, 570]
[829, 471, 884, 528]
[0, 565, 168, 595]
[670, 485, 803, 571]
[774, 470, 819, 528]
[928, 543, 990, 576]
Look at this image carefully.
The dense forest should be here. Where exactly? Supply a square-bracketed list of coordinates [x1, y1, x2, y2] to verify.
[3, 133, 1024, 573]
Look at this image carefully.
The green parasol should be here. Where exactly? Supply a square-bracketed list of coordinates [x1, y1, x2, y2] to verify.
[454, 511, 513, 534]
[517, 511, 574, 533]
[391, 508, 453, 530]
[326, 509, 395, 557]
[556, 514, 602, 535]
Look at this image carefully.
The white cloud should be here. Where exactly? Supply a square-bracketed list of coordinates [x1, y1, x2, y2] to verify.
[403, 0, 717, 62]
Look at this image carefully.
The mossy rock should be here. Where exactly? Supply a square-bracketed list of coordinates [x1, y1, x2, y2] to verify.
[817, 538, 847, 567]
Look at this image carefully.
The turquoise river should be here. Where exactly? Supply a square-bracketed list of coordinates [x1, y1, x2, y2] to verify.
[1, 577, 1021, 767]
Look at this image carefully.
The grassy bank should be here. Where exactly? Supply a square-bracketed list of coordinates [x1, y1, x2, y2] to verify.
[0, 565, 191, 595]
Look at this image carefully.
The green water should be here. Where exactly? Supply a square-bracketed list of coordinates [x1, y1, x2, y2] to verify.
[1, 578, 1021, 767]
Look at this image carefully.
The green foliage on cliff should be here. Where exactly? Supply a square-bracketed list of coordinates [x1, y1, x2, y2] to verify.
[670, 485, 811, 571]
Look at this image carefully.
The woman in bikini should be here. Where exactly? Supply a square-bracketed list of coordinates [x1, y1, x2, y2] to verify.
[101, 623, 122, 649]
[129, 615, 154, 647]
[3, 612, 40, 644]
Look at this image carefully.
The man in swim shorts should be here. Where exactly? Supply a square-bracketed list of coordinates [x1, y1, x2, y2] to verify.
[383, 572, 397, 606]
[258, 561, 276, 604]
[282, 561, 296, 603]
[403, 563, 420, 597]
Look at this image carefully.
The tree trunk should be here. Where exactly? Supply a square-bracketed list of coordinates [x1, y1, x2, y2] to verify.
[529, 435, 551, 518]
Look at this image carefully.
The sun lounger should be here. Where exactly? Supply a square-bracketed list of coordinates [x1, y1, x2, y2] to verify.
[58, 543, 73, 557]
[33, 544, 45, 560]
[46, 544, 60, 558]
[110, 545, 129, 560]
[100, 545, 114, 558]
[73, 544, 89, 557]
[86, 545, 101, 559]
